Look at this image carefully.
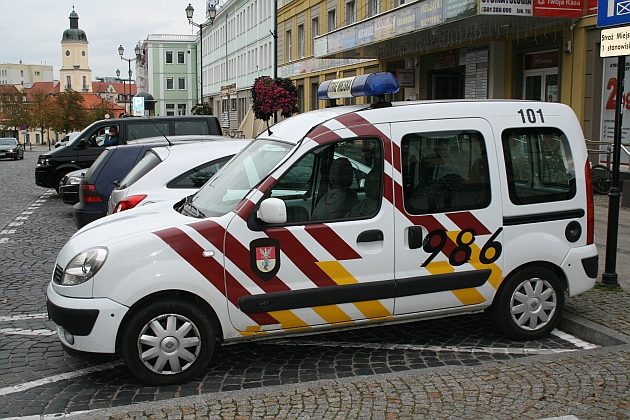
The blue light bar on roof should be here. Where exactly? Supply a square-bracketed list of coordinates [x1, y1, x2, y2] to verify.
[317, 72, 399, 100]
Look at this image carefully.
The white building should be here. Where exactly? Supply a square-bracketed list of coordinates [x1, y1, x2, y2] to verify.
[0, 62, 53, 86]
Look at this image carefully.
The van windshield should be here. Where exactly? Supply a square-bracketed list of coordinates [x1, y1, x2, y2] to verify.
[189, 139, 294, 217]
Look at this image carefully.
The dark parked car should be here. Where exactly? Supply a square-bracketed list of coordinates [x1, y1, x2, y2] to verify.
[73, 135, 228, 229]
[0, 137, 24, 160]
[36, 115, 222, 192]
[59, 169, 86, 205]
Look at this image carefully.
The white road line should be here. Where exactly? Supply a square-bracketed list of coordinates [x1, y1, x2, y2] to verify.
[0, 313, 47, 322]
[14, 216, 28, 220]
[0, 409, 95, 419]
[8, 222, 23, 227]
[20, 211, 33, 215]
[551, 330, 599, 350]
[267, 339, 579, 355]
[0, 230, 16, 234]
[0, 238, 8, 244]
[0, 362, 123, 396]
[0, 328, 56, 336]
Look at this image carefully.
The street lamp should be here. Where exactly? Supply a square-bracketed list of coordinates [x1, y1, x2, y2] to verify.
[118, 44, 141, 115]
[186, 2, 216, 106]
[115, 68, 124, 114]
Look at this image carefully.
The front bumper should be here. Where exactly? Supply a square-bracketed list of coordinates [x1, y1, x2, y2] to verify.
[0, 150, 19, 159]
[46, 282, 129, 354]
[35, 167, 54, 188]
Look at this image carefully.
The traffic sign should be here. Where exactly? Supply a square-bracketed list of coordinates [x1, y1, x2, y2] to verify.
[600, 26, 630, 56]
[132, 96, 145, 117]
[598, 0, 630, 28]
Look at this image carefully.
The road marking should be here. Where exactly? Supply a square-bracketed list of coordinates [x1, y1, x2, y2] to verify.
[20, 211, 33, 215]
[0, 362, 123, 396]
[0, 409, 95, 419]
[14, 216, 28, 221]
[0, 230, 16, 235]
[0, 238, 8, 244]
[0, 328, 56, 336]
[551, 330, 599, 350]
[8, 222, 23, 227]
[0, 313, 47, 322]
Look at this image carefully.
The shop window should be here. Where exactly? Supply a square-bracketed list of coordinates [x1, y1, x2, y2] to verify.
[402, 130, 490, 214]
[166, 103, 175, 116]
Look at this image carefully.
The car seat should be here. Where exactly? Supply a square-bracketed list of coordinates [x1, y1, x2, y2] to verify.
[349, 169, 381, 217]
[312, 158, 358, 220]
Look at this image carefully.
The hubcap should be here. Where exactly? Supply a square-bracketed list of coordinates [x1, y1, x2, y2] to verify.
[510, 277, 557, 331]
[137, 313, 201, 375]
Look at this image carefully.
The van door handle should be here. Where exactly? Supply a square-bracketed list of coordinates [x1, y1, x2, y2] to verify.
[408, 226, 424, 249]
[357, 230, 383, 243]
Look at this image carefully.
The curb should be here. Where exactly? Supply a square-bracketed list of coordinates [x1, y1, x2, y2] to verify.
[560, 311, 630, 346]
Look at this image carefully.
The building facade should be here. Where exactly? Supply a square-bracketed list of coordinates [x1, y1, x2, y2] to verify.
[59, 7, 93, 93]
[0, 63, 54, 86]
[138, 34, 198, 116]
[203, 0, 276, 129]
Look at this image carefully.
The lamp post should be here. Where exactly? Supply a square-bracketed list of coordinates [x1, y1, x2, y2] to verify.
[115, 68, 124, 116]
[118, 44, 140, 115]
[186, 3, 216, 107]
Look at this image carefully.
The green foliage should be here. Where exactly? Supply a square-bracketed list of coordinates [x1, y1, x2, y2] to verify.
[52, 91, 88, 133]
[0, 91, 30, 130]
[191, 103, 213, 115]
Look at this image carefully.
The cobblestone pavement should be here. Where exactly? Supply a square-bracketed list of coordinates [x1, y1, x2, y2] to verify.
[0, 152, 629, 418]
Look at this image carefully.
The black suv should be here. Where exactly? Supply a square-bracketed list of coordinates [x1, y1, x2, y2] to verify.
[73, 135, 227, 229]
[35, 115, 222, 191]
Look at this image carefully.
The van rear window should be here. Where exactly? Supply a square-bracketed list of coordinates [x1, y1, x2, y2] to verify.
[173, 121, 210, 135]
[502, 128, 576, 205]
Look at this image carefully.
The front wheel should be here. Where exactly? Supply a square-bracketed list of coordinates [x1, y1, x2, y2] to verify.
[492, 266, 564, 340]
[591, 164, 612, 195]
[120, 299, 216, 385]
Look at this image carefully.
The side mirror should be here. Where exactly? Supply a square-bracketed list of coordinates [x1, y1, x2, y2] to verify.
[257, 198, 287, 224]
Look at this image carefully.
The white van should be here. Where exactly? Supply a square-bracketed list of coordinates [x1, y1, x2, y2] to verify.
[46, 73, 598, 385]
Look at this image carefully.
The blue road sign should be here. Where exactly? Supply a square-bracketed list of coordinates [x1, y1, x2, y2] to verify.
[599, 0, 630, 27]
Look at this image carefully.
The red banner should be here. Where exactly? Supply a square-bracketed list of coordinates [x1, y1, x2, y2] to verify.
[586, 0, 597, 15]
[533, 0, 584, 17]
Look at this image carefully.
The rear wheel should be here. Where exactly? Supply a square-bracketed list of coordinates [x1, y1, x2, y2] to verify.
[492, 266, 564, 340]
[591, 164, 612, 195]
[120, 299, 215, 385]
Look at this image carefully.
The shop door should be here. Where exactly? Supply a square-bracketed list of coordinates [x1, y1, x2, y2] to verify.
[524, 70, 558, 102]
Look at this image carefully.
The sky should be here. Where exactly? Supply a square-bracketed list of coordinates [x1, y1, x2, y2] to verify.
[0, 0, 210, 80]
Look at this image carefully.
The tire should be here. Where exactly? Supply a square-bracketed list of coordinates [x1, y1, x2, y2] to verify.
[120, 299, 215, 385]
[591, 164, 612, 195]
[492, 266, 564, 340]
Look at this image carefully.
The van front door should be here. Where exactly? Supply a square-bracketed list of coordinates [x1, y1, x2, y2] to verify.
[224, 134, 395, 333]
[392, 118, 504, 315]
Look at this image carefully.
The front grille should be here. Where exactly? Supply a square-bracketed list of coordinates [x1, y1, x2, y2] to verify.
[52, 264, 63, 284]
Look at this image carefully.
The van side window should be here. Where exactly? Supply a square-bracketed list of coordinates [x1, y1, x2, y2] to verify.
[402, 130, 490, 214]
[502, 128, 576, 205]
[268, 138, 383, 224]
[127, 123, 170, 141]
[173, 121, 211, 135]
[167, 156, 233, 188]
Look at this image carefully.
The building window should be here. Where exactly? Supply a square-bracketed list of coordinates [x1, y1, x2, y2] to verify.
[66, 75, 71, 90]
[82, 76, 87, 91]
[165, 51, 174, 64]
[367, 0, 380, 17]
[178, 77, 186, 90]
[285, 29, 292, 62]
[345, 1, 356, 24]
[35, 71, 40, 76]
[20, 70, 24, 77]
[177, 104, 187, 115]
[311, 17, 319, 55]
[166, 103, 175, 116]
[297, 24, 305, 58]
[178, 51, 185, 64]
[231, 98, 237, 111]
[166, 77, 174, 90]
[328, 9, 336, 32]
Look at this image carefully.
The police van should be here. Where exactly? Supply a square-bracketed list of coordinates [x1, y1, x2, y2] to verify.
[46, 73, 598, 384]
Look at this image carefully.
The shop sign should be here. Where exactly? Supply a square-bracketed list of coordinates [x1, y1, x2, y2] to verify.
[328, 32, 343, 53]
[396, 69, 416, 87]
[524, 51, 559, 69]
[479, 0, 532, 15]
[395, 6, 417, 35]
[587, 0, 598, 14]
[341, 27, 356, 50]
[599, 57, 630, 171]
[443, 0, 477, 19]
[417, 0, 445, 29]
[533, 0, 584, 17]
[374, 14, 396, 41]
[314, 37, 328, 58]
[598, 0, 630, 27]
[357, 21, 375, 45]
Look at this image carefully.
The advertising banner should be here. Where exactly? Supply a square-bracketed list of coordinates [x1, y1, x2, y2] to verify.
[356, 21, 375, 45]
[533, 0, 584, 17]
[599, 57, 630, 171]
[395, 6, 417, 35]
[417, 0, 445, 28]
[479, 0, 532, 15]
[374, 13, 396, 40]
[443, 0, 477, 19]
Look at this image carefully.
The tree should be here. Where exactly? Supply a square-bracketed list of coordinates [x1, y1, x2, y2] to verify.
[251, 76, 299, 133]
[29, 93, 58, 149]
[191, 103, 213, 115]
[52, 91, 87, 134]
[90, 99, 114, 121]
[0, 90, 30, 135]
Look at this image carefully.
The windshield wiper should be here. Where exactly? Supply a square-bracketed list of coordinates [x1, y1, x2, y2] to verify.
[182, 196, 206, 219]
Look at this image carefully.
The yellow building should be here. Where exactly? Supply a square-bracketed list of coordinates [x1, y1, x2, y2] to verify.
[280, 0, 608, 144]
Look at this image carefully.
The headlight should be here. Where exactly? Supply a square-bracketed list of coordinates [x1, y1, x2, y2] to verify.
[37, 157, 50, 167]
[60, 247, 108, 285]
[68, 176, 82, 185]
[7, 149, 14, 153]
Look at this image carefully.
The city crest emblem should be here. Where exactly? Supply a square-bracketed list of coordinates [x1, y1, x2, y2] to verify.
[250, 238, 280, 280]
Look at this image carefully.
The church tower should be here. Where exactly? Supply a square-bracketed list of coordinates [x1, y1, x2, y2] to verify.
[60, 7, 92, 92]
